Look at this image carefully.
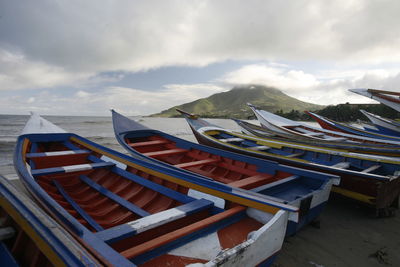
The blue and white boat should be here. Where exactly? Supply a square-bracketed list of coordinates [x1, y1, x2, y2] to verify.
[112, 110, 339, 236]
[14, 113, 294, 267]
[177, 109, 400, 216]
[349, 88, 400, 113]
[306, 111, 400, 142]
[359, 110, 400, 137]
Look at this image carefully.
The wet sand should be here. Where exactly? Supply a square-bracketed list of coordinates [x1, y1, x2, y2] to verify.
[1, 165, 399, 267]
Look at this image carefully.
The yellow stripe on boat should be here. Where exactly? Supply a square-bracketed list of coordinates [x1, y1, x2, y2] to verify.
[0, 197, 67, 267]
[331, 186, 375, 205]
[205, 133, 310, 163]
[70, 136, 283, 214]
[206, 130, 221, 135]
[210, 130, 400, 165]
[22, 138, 30, 162]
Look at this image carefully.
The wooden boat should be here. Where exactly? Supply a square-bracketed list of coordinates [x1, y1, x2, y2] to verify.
[306, 111, 400, 141]
[112, 110, 339, 236]
[357, 119, 380, 134]
[177, 109, 400, 216]
[14, 113, 293, 267]
[234, 119, 400, 157]
[247, 103, 400, 146]
[359, 110, 400, 137]
[0, 174, 100, 266]
[349, 88, 400, 112]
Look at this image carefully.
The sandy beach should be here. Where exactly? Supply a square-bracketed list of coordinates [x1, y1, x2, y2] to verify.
[1, 162, 399, 267]
[276, 196, 400, 267]
[1, 115, 399, 267]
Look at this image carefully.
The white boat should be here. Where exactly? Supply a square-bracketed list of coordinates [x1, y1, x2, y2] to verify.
[247, 103, 400, 146]
[349, 88, 400, 112]
[360, 109, 400, 137]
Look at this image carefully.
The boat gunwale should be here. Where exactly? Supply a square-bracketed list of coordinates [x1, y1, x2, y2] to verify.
[14, 132, 292, 266]
[198, 126, 399, 181]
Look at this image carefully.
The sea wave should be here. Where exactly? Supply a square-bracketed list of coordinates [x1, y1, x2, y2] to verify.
[83, 120, 110, 124]
[0, 137, 18, 142]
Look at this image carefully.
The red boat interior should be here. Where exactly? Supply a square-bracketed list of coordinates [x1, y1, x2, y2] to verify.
[23, 137, 265, 266]
[0, 208, 53, 267]
[369, 89, 400, 104]
[124, 134, 292, 190]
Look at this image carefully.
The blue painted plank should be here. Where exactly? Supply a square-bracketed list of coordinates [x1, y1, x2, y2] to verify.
[29, 142, 39, 170]
[63, 141, 82, 150]
[0, 242, 19, 267]
[31, 162, 115, 176]
[30, 142, 39, 153]
[53, 180, 104, 232]
[113, 168, 194, 204]
[95, 199, 214, 243]
[26, 149, 89, 158]
[79, 175, 150, 218]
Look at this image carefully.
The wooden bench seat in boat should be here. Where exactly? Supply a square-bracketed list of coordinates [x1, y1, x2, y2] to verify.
[252, 175, 300, 193]
[119, 206, 245, 259]
[228, 174, 275, 189]
[331, 162, 351, 169]
[26, 149, 90, 158]
[95, 198, 214, 243]
[361, 165, 382, 173]
[143, 148, 188, 158]
[30, 161, 115, 176]
[248, 145, 270, 151]
[0, 227, 15, 241]
[286, 152, 305, 158]
[173, 158, 220, 168]
[219, 137, 244, 143]
[128, 139, 169, 148]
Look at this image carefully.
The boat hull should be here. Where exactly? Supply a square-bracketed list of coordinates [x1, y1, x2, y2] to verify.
[15, 114, 293, 267]
[190, 125, 400, 215]
[234, 119, 400, 156]
[349, 88, 400, 113]
[248, 103, 400, 146]
[360, 110, 400, 137]
[113, 110, 338, 236]
[307, 111, 400, 141]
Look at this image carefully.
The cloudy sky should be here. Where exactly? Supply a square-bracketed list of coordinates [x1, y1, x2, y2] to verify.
[1, 0, 400, 115]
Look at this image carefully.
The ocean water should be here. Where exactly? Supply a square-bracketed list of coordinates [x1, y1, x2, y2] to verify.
[0, 115, 243, 175]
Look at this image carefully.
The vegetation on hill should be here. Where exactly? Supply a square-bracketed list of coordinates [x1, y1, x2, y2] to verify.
[151, 85, 324, 119]
[312, 103, 400, 121]
[274, 103, 399, 121]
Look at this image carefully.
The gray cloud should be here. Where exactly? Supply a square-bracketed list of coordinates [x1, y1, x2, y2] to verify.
[2, 0, 400, 76]
[2, 0, 400, 114]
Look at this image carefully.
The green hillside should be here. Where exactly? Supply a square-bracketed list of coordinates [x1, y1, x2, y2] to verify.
[151, 85, 324, 118]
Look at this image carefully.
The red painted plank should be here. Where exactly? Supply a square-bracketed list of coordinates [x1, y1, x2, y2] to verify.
[218, 217, 262, 249]
[120, 206, 245, 259]
[141, 254, 208, 267]
[143, 148, 188, 158]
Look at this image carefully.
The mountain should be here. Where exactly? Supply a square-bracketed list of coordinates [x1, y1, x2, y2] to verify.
[151, 85, 324, 118]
